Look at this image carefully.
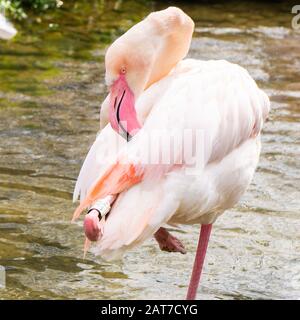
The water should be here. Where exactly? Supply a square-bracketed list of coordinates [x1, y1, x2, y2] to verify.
[0, 0, 299, 300]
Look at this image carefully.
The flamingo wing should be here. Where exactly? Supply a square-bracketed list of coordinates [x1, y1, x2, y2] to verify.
[73, 125, 127, 202]
[73, 59, 270, 258]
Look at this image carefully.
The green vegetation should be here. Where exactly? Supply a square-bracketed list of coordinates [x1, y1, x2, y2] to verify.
[0, 0, 63, 20]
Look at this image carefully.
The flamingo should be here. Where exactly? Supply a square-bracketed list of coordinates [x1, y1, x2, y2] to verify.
[0, 12, 17, 40]
[72, 7, 270, 299]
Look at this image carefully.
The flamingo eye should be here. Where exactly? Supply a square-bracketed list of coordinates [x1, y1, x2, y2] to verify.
[121, 67, 126, 74]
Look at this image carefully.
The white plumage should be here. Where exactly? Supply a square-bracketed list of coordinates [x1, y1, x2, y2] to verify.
[74, 58, 270, 260]
[0, 13, 17, 40]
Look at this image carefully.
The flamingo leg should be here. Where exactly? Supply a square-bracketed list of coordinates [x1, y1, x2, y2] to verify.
[186, 223, 212, 300]
[154, 227, 186, 254]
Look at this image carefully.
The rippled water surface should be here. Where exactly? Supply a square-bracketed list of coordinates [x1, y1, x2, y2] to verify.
[0, 1, 299, 299]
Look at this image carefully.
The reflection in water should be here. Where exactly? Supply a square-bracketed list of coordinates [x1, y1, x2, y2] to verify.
[0, 1, 299, 299]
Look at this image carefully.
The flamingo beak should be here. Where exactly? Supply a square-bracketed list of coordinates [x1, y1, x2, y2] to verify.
[109, 75, 141, 141]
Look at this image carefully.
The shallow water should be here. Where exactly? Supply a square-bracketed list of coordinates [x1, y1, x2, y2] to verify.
[0, 0, 299, 300]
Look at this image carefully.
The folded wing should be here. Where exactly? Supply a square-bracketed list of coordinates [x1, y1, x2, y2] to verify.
[73, 59, 270, 258]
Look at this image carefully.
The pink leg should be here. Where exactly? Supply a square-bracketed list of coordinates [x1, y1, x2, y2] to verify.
[186, 224, 212, 300]
[154, 227, 186, 254]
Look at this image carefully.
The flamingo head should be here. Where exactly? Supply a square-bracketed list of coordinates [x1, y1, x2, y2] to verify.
[104, 7, 194, 140]
[105, 38, 152, 139]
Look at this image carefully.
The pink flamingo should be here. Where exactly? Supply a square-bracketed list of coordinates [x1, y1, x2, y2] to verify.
[72, 7, 270, 299]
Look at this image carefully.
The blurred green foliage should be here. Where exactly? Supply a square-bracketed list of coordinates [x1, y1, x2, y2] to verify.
[0, 0, 62, 20]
